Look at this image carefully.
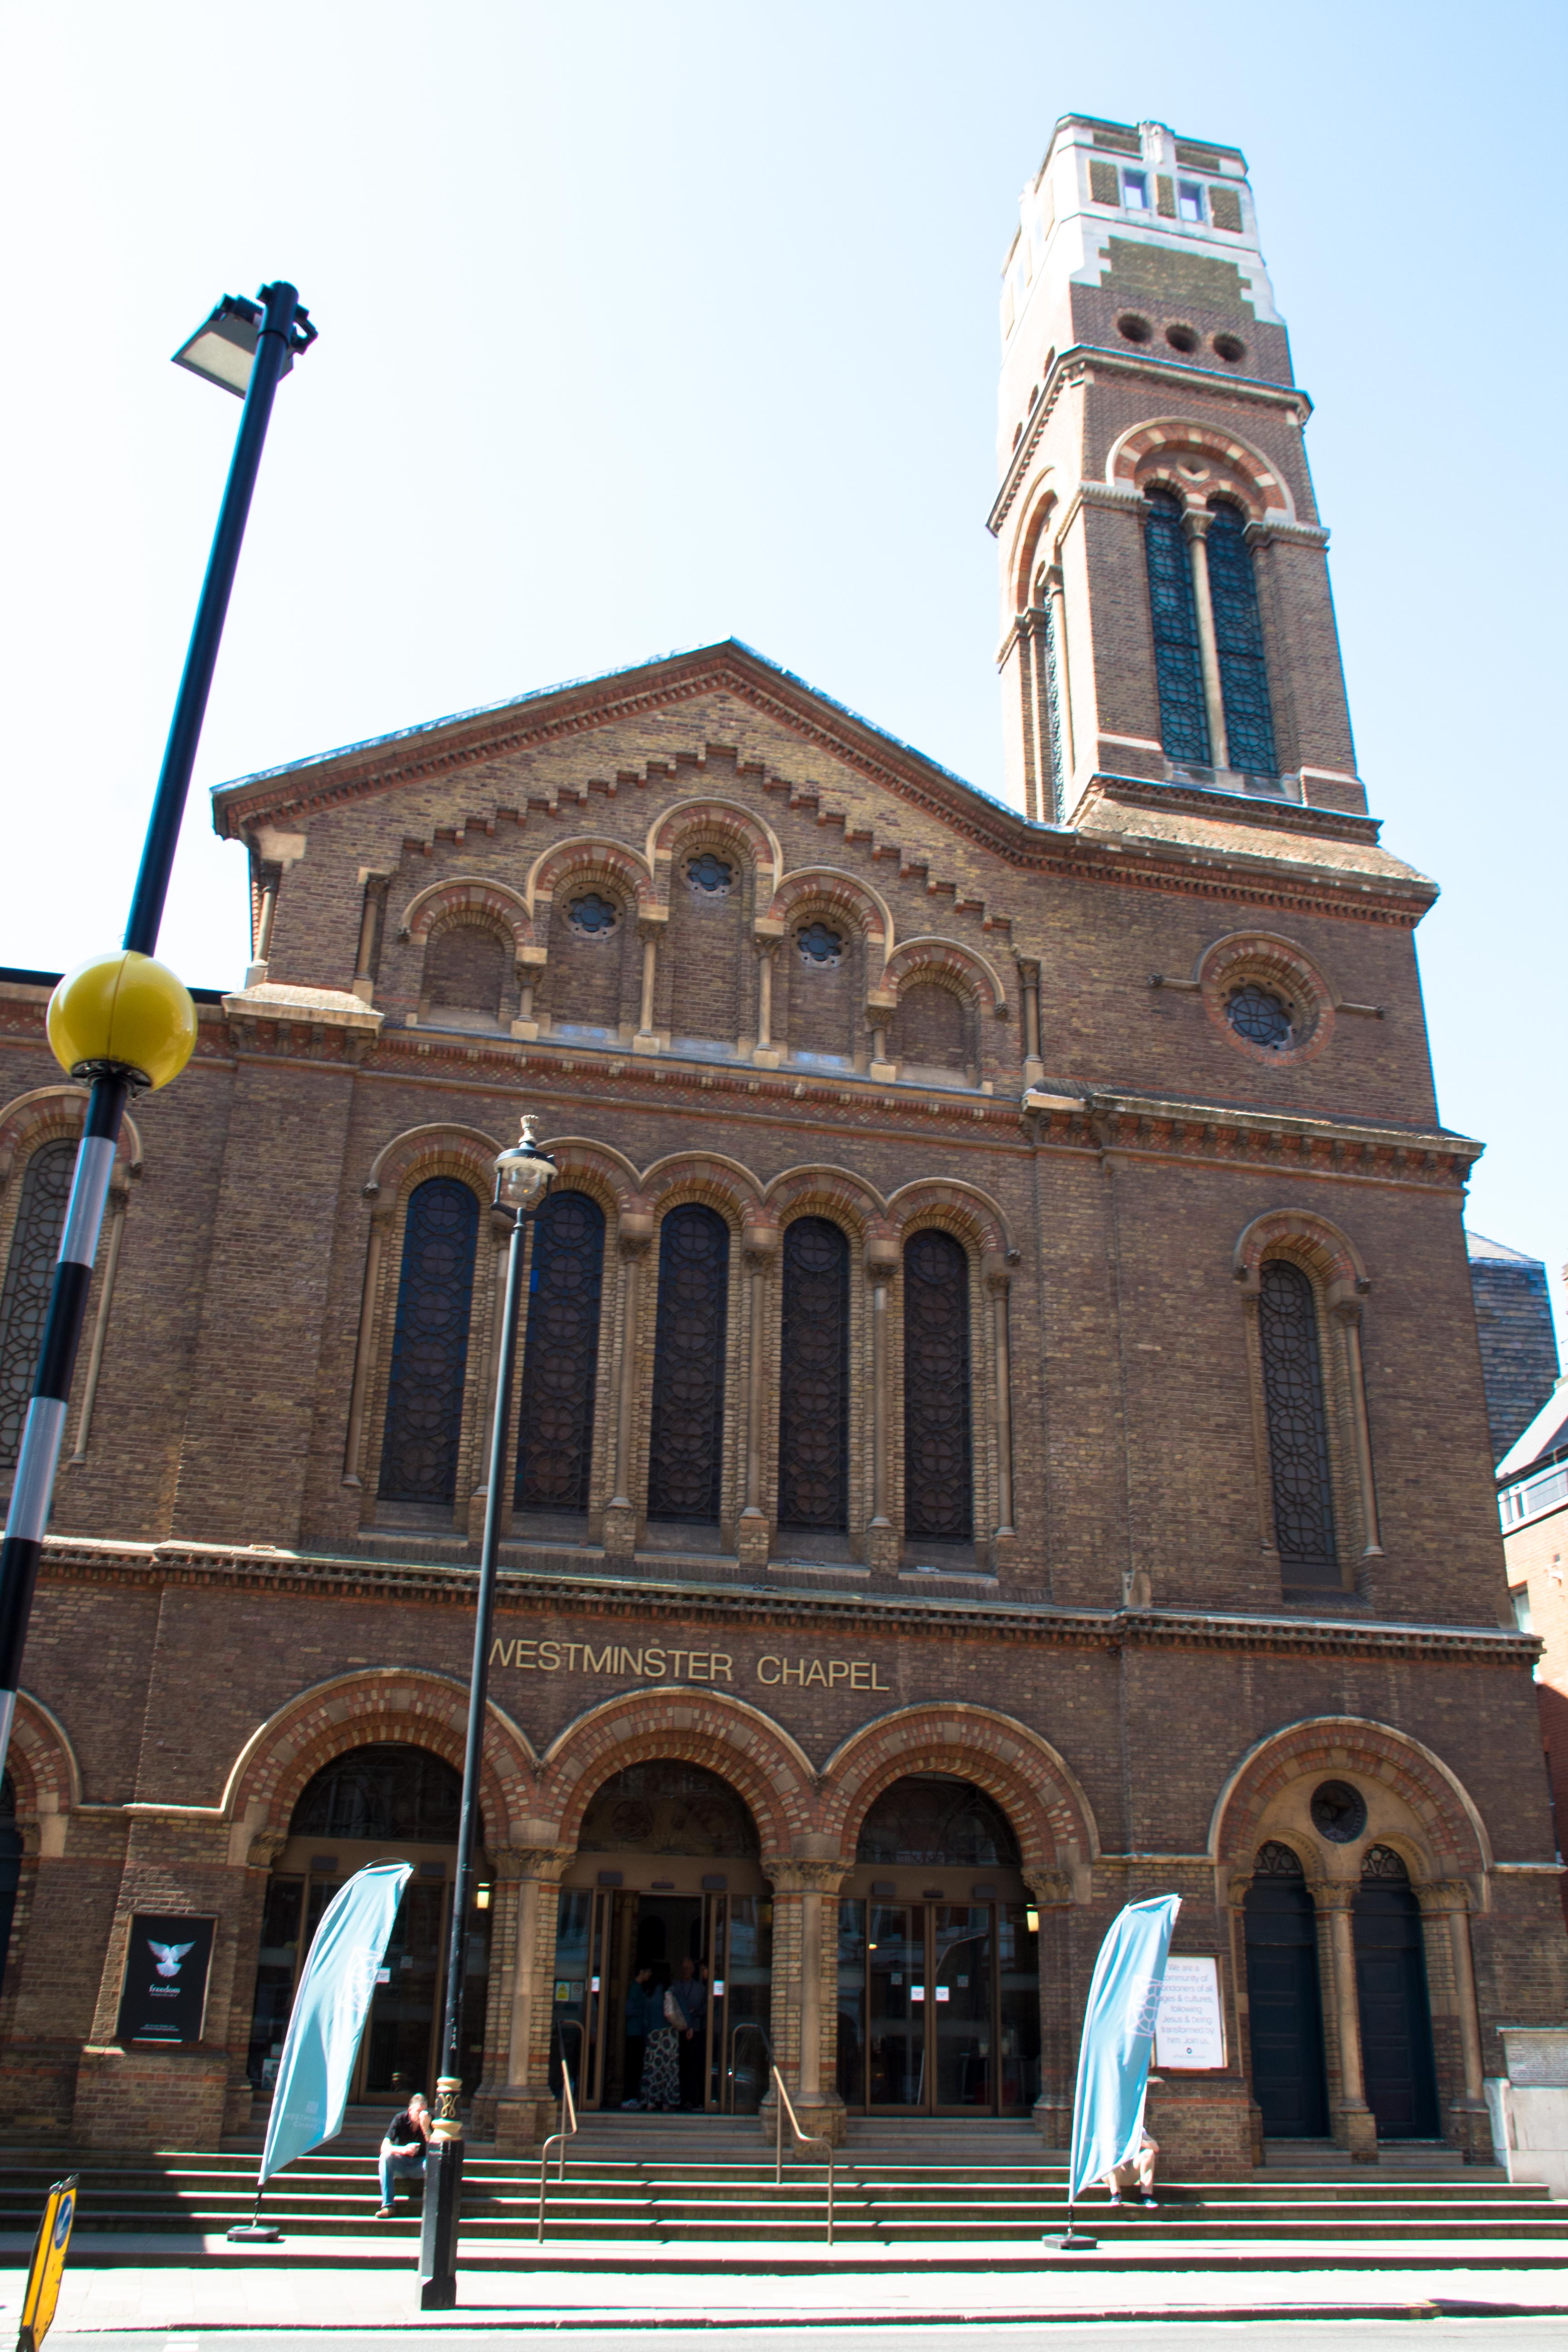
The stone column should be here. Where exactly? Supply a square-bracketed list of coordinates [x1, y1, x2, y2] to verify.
[65, 1186, 128, 1465]
[867, 987, 897, 1082]
[983, 1254, 1017, 1563]
[1017, 959, 1044, 1090]
[752, 934, 782, 1067]
[1417, 1879, 1492, 2161]
[245, 868, 279, 987]
[1310, 1880, 1377, 2160]
[341, 1209, 392, 1489]
[865, 1234, 899, 1571]
[491, 1846, 575, 2154]
[604, 1214, 653, 1556]
[1182, 510, 1230, 771]
[468, 1209, 519, 1539]
[1333, 1294, 1384, 1558]
[763, 1859, 848, 2146]
[1024, 1867, 1076, 2146]
[351, 872, 389, 1004]
[632, 915, 665, 1054]
[738, 1219, 778, 1570]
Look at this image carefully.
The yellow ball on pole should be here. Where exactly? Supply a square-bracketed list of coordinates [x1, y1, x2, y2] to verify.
[46, 951, 197, 1093]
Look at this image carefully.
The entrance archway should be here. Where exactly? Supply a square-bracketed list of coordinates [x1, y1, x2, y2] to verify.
[555, 1759, 770, 2113]
[837, 1774, 1040, 2115]
[1355, 1846, 1439, 2138]
[1243, 1841, 1328, 2137]
[244, 1741, 492, 2104]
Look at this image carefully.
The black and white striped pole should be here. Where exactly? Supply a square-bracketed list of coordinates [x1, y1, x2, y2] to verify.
[0, 281, 316, 1780]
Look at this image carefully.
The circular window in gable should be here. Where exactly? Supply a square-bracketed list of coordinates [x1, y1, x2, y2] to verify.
[1116, 311, 1152, 344]
[797, 921, 844, 967]
[687, 852, 734, 897]
[567, 892, 619, 937]
[1197, 933, 1334, 1066]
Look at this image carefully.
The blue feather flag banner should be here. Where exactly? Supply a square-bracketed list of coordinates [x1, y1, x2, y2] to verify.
[260, 1860, 412, 2186]
[1068, 1893, 1181, 2203]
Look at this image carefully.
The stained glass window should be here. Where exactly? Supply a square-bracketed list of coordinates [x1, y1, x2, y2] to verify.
[0, 1140, 75, 1472]
[797, 922, 843, 967]
[378, 1177, 480, 1504]
[1206, 500, 1278, 775]
[647, 1203, 730, 1523]
[856, 1774, 1019, 1866]
[568, 893, 618, 936]
[687, 853, 733, 897]
[1143, 488, 1210, 764]
[1227, 982, 1294, 1049]
[291, 1742, 465, 1841]
[1259, 1260, 1338, 1574]
[514, 1190, 605, 1515]
[778, 1217, 849, 1531]
[903, 1229, 974, 1541]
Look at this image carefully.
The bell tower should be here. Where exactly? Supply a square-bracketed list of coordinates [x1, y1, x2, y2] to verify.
[990, 115, 1363, 825]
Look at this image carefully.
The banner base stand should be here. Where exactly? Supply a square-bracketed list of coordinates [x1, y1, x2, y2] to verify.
[226, 2223, 282, 2242]
[1045, 2227, 1098, 2249]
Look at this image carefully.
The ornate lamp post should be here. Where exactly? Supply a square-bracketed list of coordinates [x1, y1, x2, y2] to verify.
[420, 1118, 556, 2312]
[0, 284, 315, 1780]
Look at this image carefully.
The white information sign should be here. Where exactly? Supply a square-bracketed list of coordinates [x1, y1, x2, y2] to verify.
[1153, 1955, 1225, 2070]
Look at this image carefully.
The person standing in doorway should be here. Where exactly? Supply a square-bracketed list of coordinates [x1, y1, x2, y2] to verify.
[621, 1965, 659, 2109]
[374, 2091, 431, 2216]
[670, 1955, 708, 2111]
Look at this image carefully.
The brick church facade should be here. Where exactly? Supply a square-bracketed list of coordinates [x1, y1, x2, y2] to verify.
[0, 113, 1560, 2170]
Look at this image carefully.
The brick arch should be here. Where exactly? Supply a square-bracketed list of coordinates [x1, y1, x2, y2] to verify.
[527, 836, 655, 917]
[763, 868, 894, 974]
[647, 799, 783, 903]
[641, 1152, 764, 1225]
[1197, 931, 1336, 1067]
[1107, 418, 1294, 522]
[401, 877, 532, 954]
[886, 1179, 1011, 1261]
[820, 1705, 1099, 1876]
[1006, 474, 1062, 612]
[763, 1163, 887, 1240]
[1210, 1716, 1491, 1882]
[0, 1084, 143, 1190]
[1233, 1207, 1367, 1301]
[221, 1669, 539, 1846]
[363, 1122, 504, 1203]
[884, 937, 1009, 1019]
[540, 1689, 818, 1856]
[534, 1137, 646, 1220]
[6, 1692, 82, 1818]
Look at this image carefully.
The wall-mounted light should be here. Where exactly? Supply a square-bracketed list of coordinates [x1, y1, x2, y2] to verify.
[1024, 1906, 1040, 1935]
[475, 1884, 492, 1911]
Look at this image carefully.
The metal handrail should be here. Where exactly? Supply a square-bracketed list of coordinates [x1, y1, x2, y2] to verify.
[770, 2064, 833, 2247]
[726, 2016, 774, 2101]
[537, 2058, 578, 2244]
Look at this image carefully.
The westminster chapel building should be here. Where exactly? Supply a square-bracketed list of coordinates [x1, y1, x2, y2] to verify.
[0, 114, 1561, 2172]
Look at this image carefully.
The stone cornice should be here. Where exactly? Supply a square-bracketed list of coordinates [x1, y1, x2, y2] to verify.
[1024, 1085, 1483, 1188]
[36, 1536, 1534, 1665]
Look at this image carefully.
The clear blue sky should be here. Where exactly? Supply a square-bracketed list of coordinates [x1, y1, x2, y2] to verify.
[2, 0, 1563, 1345]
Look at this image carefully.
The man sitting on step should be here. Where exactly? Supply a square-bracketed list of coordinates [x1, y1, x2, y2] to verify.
[375, 2091, 432, 2217]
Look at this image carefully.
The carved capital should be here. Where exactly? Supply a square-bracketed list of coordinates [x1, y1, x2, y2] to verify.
[492, 1845, 576, 1883]
[1022, 1868, 1074, 1909]
[764, 1857, 849, 1895]
[1413, 1877, 1471, 1916]
[1306, 1877, 1356, 1911]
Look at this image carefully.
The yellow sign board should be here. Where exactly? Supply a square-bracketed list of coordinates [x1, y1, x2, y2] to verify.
[17, 2173, 77, 2352]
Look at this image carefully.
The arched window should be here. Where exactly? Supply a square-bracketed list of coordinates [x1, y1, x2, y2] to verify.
[903, 1230, 973, 1541]
[1143, 487, 1210, 764]
[514, 1189, 605, 1516]
[856, 1775, 1019, 1866]
[0, 1140, 75, 1473]
[290, 1742, 463, 1842]
[778, 1217, 849, 1531]
[646, 1203, 730, 1523]
[1206, 500, 1277, 775]
[378, 1177, 480, 1505]
[578, 1761, 759, 1857]
[1258, 1259, 1338, 1578]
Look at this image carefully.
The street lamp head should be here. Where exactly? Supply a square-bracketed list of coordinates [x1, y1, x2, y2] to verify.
[47, 951, 197, 1093]
[172, 288, 317, 398]
[493, 1117, 557, 1218]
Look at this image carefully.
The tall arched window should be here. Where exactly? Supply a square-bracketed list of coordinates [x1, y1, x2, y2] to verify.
[0, 1140, 76, 1473]
[778, 1217, 849, 1532]
[1206, 500, 1277, 775]
[1258, 1259, 1337, 1577]
[903, 1230, 973, 1542]
[514, 1189, 605, 1516]
[378, 1177, 480, 1505]
[1143, 488, 1210, 764]
[646, 1203, 730, 1523]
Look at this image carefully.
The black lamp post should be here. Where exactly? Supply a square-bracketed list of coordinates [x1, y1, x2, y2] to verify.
[0, 284, 315, 1783]
[420, 1117, 556, 2313]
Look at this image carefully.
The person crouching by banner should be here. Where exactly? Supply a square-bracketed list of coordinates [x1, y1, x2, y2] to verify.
[375, 2092, 431, 2217]
[1103, 2107, 1161, 2207]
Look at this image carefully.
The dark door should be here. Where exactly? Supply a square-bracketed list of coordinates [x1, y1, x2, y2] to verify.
[1354, 1882, 1439, 2138]
[1244, 1871, 1328, 2137]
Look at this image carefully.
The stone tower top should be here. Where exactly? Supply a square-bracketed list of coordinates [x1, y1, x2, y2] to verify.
[998, 114, 1292, 480]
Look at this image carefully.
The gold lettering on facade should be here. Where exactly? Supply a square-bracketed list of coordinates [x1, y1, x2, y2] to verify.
[489, 1639, 881, 1690]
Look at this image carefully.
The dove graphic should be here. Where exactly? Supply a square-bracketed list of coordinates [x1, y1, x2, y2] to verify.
[148, 1940, 195, 1978]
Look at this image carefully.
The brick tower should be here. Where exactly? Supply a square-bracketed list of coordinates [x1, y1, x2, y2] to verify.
[993, 115, 1357, 824]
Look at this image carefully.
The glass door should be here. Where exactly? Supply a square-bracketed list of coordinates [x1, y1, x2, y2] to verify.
[931, 1904, 993, 2109]
[553, 1886, 615, 2104]
[840, 1897, 1039, 2114]
[709, 1892, 773, 2113]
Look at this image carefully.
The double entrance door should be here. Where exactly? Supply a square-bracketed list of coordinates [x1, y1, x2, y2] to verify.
[554, 1874, 773, 2112]
[837, 1891, 1041, 2113]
